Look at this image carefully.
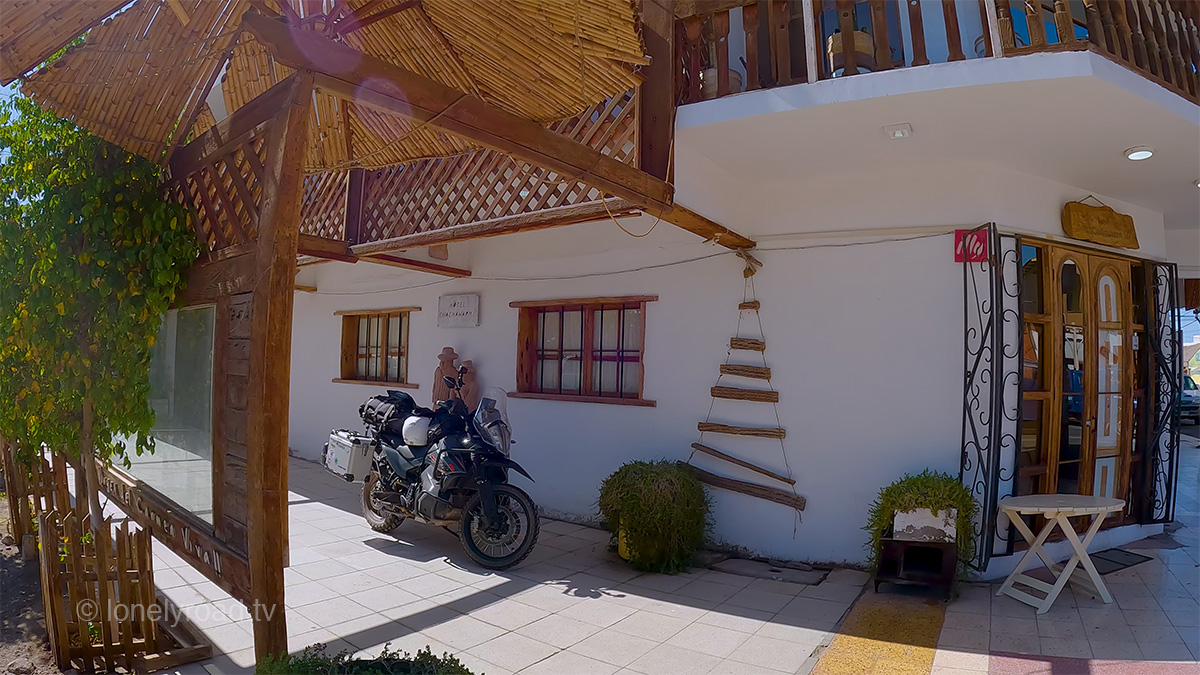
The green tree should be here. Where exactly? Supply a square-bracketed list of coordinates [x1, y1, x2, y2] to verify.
[0, 95, 199, 526]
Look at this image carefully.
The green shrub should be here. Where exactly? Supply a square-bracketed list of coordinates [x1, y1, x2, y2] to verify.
[257, 645, 475, 674]
[598, 460, 710, 573]
[863, 470, 978, 575]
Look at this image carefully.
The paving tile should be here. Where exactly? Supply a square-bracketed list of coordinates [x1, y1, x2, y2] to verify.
[674, 579, 741, 603]
[540, 519, 589, 536]
[511, 584, 589, 612]
[556, 597, 637, 628]
[1130, 623, 1186, 644]
[626, 643, 722, 675]
[931, 647, 989, 671]
[1122, 609, 1174, 626]
[798, 581, 862, 604]
[568, 627, 660, 668]
[516, 614, 604, 649]
[1087, 640, 1143, 660]
[467, 598, 550, 631]
[453, 652, 515, 675]
[720, 588, 793, 613]
[285, 580, 342, 609]
[1136, 641, 1196, 661]
[1082, 623, 1137, 643]
[638, 596, 714, 622]
[937, 627, 990, 652]
[466, 632, 558, 673]
[519, 649, 618, 675]
[421, 614, 507, 651]
[773, 595, 848, 629]
[942, 611, 990, 632]
[695, 570, 755, 589]
[707, 659, 790, 675]
[751, 617, 827, 646]
[397, 572, 467, 599]
[695, 607, 774, 634]
[744, 578, 808, 596]
[203, 621, 255, 655]
[725, 634, 819, 672]
[1035, 619, 1087, 639]
[584, 561, 642, 584]
[990, 632, 1040, 655]
[991, 615, 1039, 636]
[623, 573, 695, 593]
[823, 568, 871, 587]
[295, 596, 375, 626]
[347, 583, 423, 612]
[608, 610, 692, 643]
[1038, 637, 1092, 658]
[664, 622, 752, 658]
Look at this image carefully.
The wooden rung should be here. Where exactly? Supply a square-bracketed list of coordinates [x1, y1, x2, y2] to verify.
[691, 443, 795, 485]
[730, 337, 765, 351]
[691, 466, 805, 510]
[698, 422, 785, 439]
[711, 386, 778, 403]
[738, 301, 760, 311]
[720, 364, 771, 380]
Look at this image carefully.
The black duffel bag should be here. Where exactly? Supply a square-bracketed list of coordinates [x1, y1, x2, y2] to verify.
[359, 390, 417, 435]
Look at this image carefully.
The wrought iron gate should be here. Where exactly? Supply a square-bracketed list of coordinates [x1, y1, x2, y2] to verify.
[959, 223, 1021, 571]
[1139, 262, 1181, 524]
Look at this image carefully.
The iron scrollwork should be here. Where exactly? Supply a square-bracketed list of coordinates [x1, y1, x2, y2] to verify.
[1143, 263, 1181, 523]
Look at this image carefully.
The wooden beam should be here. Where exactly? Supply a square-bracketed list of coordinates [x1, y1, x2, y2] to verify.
[297, 233, 356, 262]
[654, 203, 755, 249]
[294, 284, 317, 293]
[691, 466, 806, 510]
[361, 254, 472, 277]
[242, 11, 670, 211]
[691, 443, 795, 485]
[640, 0, 675, 181]
[343, 168, 365, 245]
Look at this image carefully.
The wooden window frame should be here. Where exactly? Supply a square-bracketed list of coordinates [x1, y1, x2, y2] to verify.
[511, 296, 656, 407]
[334, 307, 419, 387]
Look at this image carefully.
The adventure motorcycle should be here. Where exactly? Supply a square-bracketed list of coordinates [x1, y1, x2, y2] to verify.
[351, 369, 539, 569]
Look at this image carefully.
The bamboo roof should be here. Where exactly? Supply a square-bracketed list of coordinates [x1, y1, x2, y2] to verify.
[10, 0, 647, 171]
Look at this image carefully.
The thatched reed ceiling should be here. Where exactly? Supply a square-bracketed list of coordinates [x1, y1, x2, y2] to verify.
[7, 0, 647, 172]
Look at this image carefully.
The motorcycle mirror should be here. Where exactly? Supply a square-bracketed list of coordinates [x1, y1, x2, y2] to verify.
[458, 364, 468, 376]
[443, 375, 457, 389]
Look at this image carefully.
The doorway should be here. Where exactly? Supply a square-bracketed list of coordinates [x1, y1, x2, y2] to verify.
[1018, 242, 1147, 524]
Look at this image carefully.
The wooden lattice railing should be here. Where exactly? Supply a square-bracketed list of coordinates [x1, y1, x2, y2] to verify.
[297, 89, 639, 245]
[167, 134, 269, 254]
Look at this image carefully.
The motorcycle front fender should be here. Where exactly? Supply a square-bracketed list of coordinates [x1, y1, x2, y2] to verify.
[478, 455, 534, 482]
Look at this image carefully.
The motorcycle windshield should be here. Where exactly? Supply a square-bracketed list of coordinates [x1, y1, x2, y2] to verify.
[474, 387, 512, 455]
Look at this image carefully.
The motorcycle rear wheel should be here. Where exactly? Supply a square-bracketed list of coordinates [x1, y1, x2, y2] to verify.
[362, 472, 404, 533]
[459, 485, 539, 570]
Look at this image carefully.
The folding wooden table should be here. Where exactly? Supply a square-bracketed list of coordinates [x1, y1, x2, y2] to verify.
[995, 494, 1125, 614]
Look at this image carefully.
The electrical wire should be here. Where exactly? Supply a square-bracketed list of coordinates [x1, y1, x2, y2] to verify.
[308, 230, 953, 296]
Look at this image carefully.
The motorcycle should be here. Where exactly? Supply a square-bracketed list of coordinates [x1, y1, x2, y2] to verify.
[356, 367, 539, 569]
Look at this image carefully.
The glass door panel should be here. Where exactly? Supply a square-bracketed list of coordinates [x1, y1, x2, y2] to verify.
[1054, 255, 1088, 497]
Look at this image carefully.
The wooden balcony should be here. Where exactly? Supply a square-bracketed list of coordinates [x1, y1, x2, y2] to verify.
[675, 0, 1199, 105]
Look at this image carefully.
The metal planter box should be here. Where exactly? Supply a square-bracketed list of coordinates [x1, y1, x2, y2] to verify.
[323, 429, 374, 482]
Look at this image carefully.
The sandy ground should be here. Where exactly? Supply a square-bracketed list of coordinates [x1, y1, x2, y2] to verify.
[0, 478, 59, 675]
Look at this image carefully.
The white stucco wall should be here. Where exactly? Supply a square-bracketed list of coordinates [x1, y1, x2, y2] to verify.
[289, 157, 1170, 569]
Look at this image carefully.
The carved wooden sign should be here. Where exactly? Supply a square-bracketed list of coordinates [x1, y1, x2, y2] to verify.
[1061, 201, 1139, 249]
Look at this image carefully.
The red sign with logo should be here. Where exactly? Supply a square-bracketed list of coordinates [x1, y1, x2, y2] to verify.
[954, 229, 989, 263]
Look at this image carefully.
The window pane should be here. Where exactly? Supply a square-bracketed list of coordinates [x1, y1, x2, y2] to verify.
[622, 307, 642, 350]
[387, 315, 401, 381]
[541, 310, 560, 350]
[621, 361, 640, 395]
[562, 353, 581, 393]
[563, 310, 582, 350]
[357, 316, 368, 379]
[1022, 324, 1043, 391]
[1017, 401, 1044, 496]
[595, 358, 618, 394]
[125, 306, 216, 524]
[1057, 461, 1081, 495]
[1097, 274, 1120, 322]
[539, 357, 559, 392]
[368, 316, 381, 379]
[1020, 245, 1043, 314]
[596, 309, 621, 350]
[1061, 259, 1083, 316]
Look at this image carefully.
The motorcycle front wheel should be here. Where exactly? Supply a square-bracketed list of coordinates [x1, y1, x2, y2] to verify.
[459, 484, 539, 570]
[362, 472, 405, 533]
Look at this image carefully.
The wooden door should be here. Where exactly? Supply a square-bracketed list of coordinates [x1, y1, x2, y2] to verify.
[1089, 255, 1133, 512]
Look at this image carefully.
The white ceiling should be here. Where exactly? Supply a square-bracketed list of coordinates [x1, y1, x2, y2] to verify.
[676, 52, 1200, 232]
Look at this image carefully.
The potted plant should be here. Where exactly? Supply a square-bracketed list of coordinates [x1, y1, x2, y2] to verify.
[598, 460, 710, 573]
[864, 470, 978, 582]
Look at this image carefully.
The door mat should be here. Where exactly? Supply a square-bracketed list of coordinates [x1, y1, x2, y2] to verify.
[1091, 548, 1154, 575]
[1123, 533, 1183, 550]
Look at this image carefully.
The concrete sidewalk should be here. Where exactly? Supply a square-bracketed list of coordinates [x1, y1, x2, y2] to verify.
[155, 458, 866, 674]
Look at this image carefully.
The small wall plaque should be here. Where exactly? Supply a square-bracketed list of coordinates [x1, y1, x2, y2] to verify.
[438, 293, 480, 327]
[1061, 201, 1139, 249]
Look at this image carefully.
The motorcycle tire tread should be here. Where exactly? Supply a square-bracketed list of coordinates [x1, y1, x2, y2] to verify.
[362, 474, 405, 533]
[458, 485, 540, 571]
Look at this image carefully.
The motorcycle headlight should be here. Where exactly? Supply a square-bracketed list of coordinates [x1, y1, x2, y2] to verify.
[484, 421, 511, 456]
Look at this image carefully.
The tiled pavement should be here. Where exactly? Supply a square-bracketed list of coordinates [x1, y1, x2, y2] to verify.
[930, 439, 1200, 674]
[159, 458, 866, 675]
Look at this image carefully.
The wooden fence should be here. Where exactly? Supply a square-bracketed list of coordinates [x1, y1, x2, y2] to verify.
[3, 444, 211, 673]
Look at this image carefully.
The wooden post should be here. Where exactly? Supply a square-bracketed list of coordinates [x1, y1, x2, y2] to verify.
[714, 10, 731, 97]
[869, 0, 893, 70]
[907, 0, 931, 65]
[639, 0, 674, 181]
[1082, 0, 1109, 51]
[835, 0, 858, 75]
[1023, 0, 1047, 48]
[944, 0, 967, 59]
[1111, 0, 1136, 61]
[743, 2, 761, 89]
[1098, 0, 1118, 52]
[802, 0, 820, 82]
[1129, 0, 1151, 68]
[683, 16, 704, 102]
[769, 0, 791, 85]
[244, 74, 312, 662]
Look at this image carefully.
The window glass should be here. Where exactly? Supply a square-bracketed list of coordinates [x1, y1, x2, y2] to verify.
[1020, 245, 1043, 314]
[523, 301, 647, 399]
[126, 306, 216, 523]
[341, 311, 411, 384]
[1184, 376, 1197, 391]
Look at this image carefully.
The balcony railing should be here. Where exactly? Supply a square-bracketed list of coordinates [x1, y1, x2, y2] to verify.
[676, 0, 1199, 104]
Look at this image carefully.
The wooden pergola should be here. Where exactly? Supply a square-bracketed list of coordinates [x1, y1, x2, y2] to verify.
[1, 0, 753, 660]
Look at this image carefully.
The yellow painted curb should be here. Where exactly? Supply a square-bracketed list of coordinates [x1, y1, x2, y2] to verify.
[812, 591, 946, 675]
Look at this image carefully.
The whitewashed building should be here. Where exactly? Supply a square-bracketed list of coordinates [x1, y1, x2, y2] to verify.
[287, 3, 1200, 578]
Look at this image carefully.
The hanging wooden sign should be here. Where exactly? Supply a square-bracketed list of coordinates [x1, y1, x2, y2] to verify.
[1061, 201, 1139, 249]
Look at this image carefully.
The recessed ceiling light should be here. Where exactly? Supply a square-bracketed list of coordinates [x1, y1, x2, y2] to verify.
[1195, 179, 1200, 189]
[882, 123, 913, 139]
[1124, 146, 1154, 161]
